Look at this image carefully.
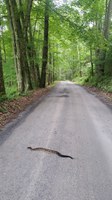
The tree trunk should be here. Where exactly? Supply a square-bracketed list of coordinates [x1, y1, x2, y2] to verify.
[5, 0, 33, 93]
[52, 53, 55, 82]
[40, 0, 49, 88]
[77, 44, 82, 77]
[0, 40, 5, 94]
[5, 0, 25, 92]
[103, 0, 112, 40]
[19, 0, 40, 89]
[28, 21, 40, 87]
[90, 46, 94, 76]
[95, 0, 112, 76]
[48, 51, 52, 85]
[16, 0, 33, 90]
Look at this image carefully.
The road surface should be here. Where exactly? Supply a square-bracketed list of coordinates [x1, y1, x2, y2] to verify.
[0, 81, 112, 200]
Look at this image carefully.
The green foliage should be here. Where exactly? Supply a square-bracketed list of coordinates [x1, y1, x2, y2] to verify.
[0, 0, 112, 101]
[96, 76, 112, 92]
[3, 57, 17, 97]
[0, 95, 7, 103]
[75, 75, 112, 92]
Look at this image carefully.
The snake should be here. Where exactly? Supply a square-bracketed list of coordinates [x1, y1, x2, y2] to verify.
[27, 147, 74, 159]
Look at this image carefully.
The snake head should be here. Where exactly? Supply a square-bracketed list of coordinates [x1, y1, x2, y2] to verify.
[27, 147, 32, 150]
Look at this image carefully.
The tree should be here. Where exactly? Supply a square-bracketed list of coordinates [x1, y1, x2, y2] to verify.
[5, 0, 33, 93]
[0, 11, 6, 95]
[96, 0, 112, 76]
[0, 36, 5, 95]
[0, 0, 111, 97]
[40, 0, 49, 88]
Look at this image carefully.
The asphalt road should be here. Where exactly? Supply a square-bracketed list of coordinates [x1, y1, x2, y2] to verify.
[0, 81, 112, 200]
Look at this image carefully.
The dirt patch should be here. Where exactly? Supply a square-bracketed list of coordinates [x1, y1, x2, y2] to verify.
[0, 88, 51, 129]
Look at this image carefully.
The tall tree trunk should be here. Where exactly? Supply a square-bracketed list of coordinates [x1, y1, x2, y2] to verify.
[0, 18, 6, 95]
[6, 0, 25, 92]
[103, 0, 112, 74]
[28, 21, 40, 87]
[52, 53, 55, 82]
[48, 50, 52, 85]
[5, 0, 33, 93]
[90, 46, 94, 76]
[40, 0, 49, 88]
[2, 35, 6, 63]
[96, 0, 112, 76]
[16, 0, 33, 90]
[19, 0, 40, 88]
[0, 39, 5, 95]
[103, 0, 112, 40]
[77, 44, 82, 77]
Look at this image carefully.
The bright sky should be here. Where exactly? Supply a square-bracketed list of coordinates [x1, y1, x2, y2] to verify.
[53, 0, 67, 6]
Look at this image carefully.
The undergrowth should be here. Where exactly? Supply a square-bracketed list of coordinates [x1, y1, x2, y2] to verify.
[74, 76, 112, 92]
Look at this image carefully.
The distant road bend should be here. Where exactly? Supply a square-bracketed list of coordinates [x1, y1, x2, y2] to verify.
[0, 81, 112, 200]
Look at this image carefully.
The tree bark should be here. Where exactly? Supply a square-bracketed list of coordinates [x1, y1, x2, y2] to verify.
[90, 46, 94, 76]
[48, 51, 52, 85]
[16, 0, 33, 90]
[95, 0, 112, 76]
[103, 0, 112, 40]
[28, 21, 40, 87]
[19, 0, 40, 88]
[6, 0, 25, 92]
[52, 53, 55, 82]
[77, 44, 82, 77]
[5, 0, 33, 92]
[0, 38, 5, 94]
[40, 0, 49, 88]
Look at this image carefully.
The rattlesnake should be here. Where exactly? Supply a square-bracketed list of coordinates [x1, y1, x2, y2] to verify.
[27, 147, 74, 159]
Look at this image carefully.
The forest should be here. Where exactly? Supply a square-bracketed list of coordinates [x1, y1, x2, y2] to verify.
[0, 0, 112, 99]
